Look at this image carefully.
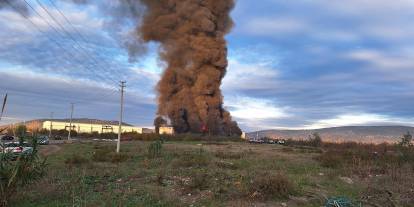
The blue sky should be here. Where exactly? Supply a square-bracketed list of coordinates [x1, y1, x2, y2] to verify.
[1, 0, 414, 131]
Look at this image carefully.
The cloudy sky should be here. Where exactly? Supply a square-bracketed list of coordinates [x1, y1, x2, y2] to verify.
[0, 0, 413, 131]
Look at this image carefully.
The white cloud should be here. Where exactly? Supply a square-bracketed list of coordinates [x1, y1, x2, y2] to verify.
[226, 96, 289, 120]
[347, 49, 414, 70]
[237, 0, 414, 42]
[223, 55, 279, 92]
[243, 17, 308, 35]
[304, 113, 414, 129]
[130, 67, 160, 83]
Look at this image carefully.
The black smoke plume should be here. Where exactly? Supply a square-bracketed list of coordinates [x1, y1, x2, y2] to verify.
[138, 0, 241, 136]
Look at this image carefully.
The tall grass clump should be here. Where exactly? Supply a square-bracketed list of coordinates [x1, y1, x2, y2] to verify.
[148, 140, 163, 158]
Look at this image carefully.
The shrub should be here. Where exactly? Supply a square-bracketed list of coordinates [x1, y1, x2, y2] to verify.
[247, 171, 295, 200]
[148, 140, 163, 158]
[0, 138, 46, 207]
[309, 132, 323, 147]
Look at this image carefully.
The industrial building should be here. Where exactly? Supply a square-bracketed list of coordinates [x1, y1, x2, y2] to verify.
[159, 126, 175, 135]
[23, 119, 153, 134]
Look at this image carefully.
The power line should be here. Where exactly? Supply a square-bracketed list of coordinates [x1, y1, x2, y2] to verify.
[46, 0, 126, 79]
[19, 0, 119, 86]
[0, 86, 118, 107]
[33, 0, 123, 85]
[3, 0, 131, 124]
[5, 0, 120, 100]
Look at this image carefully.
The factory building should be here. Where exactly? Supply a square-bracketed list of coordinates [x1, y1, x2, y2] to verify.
[23, 119, 153, 134]
[158, 126, 175, 135]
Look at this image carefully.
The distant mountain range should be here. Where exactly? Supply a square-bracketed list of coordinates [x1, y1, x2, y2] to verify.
[248, 126, 414, 143]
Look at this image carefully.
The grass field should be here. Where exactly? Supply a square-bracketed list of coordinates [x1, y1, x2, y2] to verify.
[9, 140, 414, 207]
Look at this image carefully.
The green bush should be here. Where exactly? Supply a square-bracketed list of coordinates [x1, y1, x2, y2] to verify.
[148, 140, 163, 158]
[0, 138, 46, 207]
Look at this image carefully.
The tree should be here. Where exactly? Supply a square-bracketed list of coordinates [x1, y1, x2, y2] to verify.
[399, 131, 413, 147]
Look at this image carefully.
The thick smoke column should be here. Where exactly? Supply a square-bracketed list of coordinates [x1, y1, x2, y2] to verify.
[139, 0, 241, 136]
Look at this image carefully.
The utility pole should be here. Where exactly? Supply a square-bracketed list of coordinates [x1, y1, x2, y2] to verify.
[117, 81, 126, 153]
[68, 103, 74, 140]
[49, 112, 54, 138]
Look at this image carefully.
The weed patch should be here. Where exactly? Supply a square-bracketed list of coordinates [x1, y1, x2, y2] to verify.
[91, 146, 130, 163]
[65, 154, 89, 166]
[171, 151, 210, 168]
[316, 151, 343, 169]
[215, 151, 245, 159]
[247, 171, 295, 200]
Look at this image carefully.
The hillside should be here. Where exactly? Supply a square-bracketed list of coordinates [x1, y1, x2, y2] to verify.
[248, 126, 414, 143]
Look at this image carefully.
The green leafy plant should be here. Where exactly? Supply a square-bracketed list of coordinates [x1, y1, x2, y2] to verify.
[0, 138, 47, 207]
[148, 140, 163, 158]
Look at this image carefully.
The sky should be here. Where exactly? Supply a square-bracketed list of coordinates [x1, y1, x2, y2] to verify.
[0, 0, 414, 132]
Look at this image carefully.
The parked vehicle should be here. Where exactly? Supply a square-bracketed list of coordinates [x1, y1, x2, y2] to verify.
[1, 135, 15, 141]
[0, 142, 33, 157]
[249, 139, 264, 144]
[38, 136, 49, 145]
[53, 135, 63, 140]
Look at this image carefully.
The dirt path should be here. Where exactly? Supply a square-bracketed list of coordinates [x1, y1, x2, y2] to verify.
[39, 145, 62, 156]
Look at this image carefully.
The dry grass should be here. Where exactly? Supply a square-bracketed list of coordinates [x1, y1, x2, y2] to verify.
[91, 145, 130, 163]
[64, 154, 89, 166]
[247, 171, 296, 200]
[9, 140, 414, 207]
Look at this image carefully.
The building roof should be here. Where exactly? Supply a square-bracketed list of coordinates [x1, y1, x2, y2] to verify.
[30, 118, 133, 126]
